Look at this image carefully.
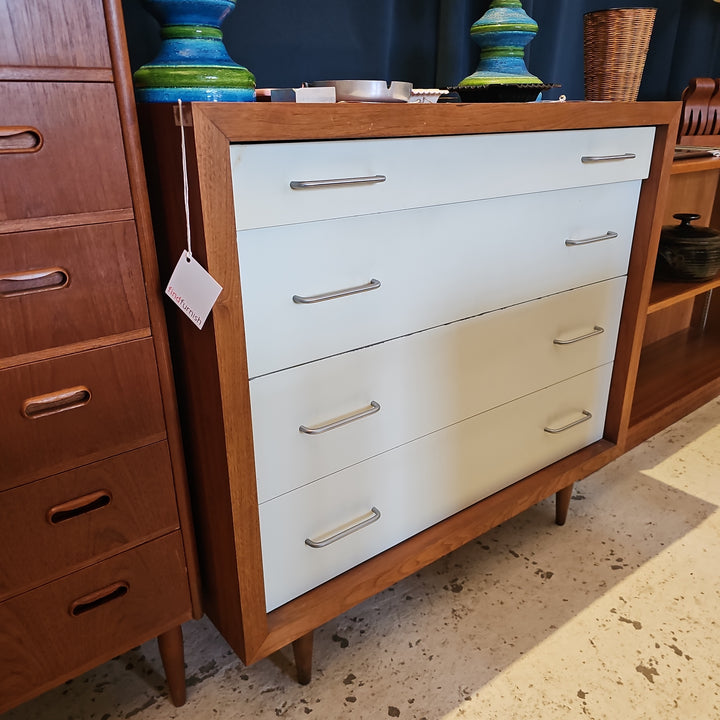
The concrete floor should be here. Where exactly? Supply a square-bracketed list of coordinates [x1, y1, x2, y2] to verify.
[5, 398, 720, 720]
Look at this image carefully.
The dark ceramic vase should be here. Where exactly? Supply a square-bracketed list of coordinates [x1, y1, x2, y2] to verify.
[459, 0, 542, 88]
[133, 0, 255, 103]
[657, 214, 720, 282]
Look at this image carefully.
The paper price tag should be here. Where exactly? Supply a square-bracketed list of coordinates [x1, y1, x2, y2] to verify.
[165, 251, 222, 330]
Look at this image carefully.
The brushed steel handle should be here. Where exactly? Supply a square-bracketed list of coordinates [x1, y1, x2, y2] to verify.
[290, 174, 386, 189]
[565, 231, 618, 247]
[0, 126, 43, 153]
[0, 268, 69, 297]
[299, 401, 380, 435]
[293, 278, 381, 304]
[69, 581, 129, 616]
[581, 153, 636, 163]
[47, 490, 112, 525]
[305, 507, 381, 548]
[544, 410, 593, 434]
[22, 386, 91, 419]
[553, 326, 605, 345]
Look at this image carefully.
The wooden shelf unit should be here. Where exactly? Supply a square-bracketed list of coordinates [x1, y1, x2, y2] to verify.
[630, 328, 720, 425]
[628, 146, 720, 448]
[648, 274, 720, 311]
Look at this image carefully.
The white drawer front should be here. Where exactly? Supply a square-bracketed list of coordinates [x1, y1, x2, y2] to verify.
[239, 181, 640, 377]
[231, 127, 654, 230]
[259, 363, 614, 611]
[251, 277, 626, 503]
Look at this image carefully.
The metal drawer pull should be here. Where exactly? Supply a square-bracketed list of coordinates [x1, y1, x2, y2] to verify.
[69, 581, 129, 616]
[0, 126, 43, 154]
[565, 231, 618, 246]
[0, 268, 69, 297]
[544, 410, 593, 434]
[581, 152, 636, 163]
[22, 386, 91, 419]
[300, 401, 380, 435]
[290, 174, 386, 190]
[47, 490, 112, 525]
[553, 326, 605, 345]
[305, 507, 382, 548]
[293, 278, 381, 304]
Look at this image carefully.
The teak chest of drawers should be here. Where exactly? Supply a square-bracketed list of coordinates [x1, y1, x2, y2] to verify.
[139, 101, 679, 681]
[0, 0, 200, 712]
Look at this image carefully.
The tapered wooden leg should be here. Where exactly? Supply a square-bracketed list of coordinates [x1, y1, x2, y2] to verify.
[555, 483, 574, 526]
[292, 630, 314, 685]
[158, 625, 186, 706]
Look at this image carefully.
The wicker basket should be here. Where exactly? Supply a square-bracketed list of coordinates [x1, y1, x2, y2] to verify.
[584, 8, 656, 101]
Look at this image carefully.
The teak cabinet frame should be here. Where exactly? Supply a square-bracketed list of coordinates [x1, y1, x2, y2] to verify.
[139, 101, 680, 678]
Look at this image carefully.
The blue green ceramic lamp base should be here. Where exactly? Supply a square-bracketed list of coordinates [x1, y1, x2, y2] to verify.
[134, 0, 255, 103]
[459, 0, 542, 88]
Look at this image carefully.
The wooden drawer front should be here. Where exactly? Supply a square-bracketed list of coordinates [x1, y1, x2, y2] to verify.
[230, 126, 654, 230]
[260, 364, 614, 610]
[239, 181, 640, 377]
[0, 533, 190, 713]
[0, 1, 110, 70]
[252, 277, 627, 503]
[0, 339, 166, 491]
[0, 443, 179, 601]
[0, 222, 149, 360]
[0, 82, 131, 224]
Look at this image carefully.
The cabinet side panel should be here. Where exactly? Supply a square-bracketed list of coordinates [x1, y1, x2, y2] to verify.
[604, 117, 680, 446]
[138, 104, 264, 658]
[104, 0, 202, 615]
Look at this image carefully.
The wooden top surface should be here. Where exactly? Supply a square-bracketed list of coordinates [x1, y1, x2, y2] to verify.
[184, 100, 681, 143]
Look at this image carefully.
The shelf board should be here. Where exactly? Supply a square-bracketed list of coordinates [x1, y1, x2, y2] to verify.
[628, 327, 720, 446]
[671, 156, 720, 175]
[648, 275, 720, 313]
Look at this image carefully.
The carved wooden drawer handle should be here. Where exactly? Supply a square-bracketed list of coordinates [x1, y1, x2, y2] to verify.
[22, 386, 91, 419]
[0, 268, 69, 297]
[47, 490, 112, 525]
[69, 581, 129, 616]
[0, 126, 43, 153]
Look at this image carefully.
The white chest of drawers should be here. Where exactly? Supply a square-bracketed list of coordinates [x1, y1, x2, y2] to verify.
[140, 101, 679, 681]
[231, 128, 652, 611]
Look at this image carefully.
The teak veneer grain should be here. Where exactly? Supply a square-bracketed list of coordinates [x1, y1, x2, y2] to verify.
[0, 0, 201, 711]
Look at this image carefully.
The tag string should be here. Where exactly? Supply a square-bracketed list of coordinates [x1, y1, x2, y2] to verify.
[178, 99, 192, 261]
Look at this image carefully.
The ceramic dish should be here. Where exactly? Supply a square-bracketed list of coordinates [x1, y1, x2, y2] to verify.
[656, 213, 720, 282]
[306, 80, 412, 103]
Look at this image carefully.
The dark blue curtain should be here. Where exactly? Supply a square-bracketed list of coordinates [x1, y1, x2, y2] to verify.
[122, 0, 720, 101]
